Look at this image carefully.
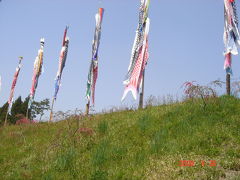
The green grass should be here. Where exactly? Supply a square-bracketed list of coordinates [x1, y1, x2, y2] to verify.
[0, 96, 240, 179]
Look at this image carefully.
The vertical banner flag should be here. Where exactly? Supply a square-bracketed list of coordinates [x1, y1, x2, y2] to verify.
[53, 26, 69, 101]
[7, 57, 23, 114]
[122, 0, 150, 101]
[28, 38, 45, 109]
[86, 8, 104, 105]
[49, 27, 69, 122]
[223, 0, 240, 74]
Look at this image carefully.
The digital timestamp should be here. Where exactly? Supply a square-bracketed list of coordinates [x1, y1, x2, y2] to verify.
[178, 160, 217, 167]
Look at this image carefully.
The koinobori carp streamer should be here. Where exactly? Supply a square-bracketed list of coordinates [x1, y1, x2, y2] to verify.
[86, 8, 104, 105]
[223, 0, 240, 74]
[122, 0, 150, 101]
[7, 57, 23, 114]
[28, 39, 45, 110]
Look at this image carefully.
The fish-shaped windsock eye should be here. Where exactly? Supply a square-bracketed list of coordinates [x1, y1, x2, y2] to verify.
[40, 38, 45, 45]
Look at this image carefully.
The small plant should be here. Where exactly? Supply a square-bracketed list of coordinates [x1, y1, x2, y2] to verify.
[182, 80, 224, 108]
[151, 130, 168, 154]
[135, 151, 146, 166]
[231, 80, 240, 97]
[55, 147, 76, 171]
[137, 115, 150, 134]
[111, 146, 127, 161]
[145, 95, 157, 107]
[97, 120, 108, 135]
[92, 140, 109, 167]
[91, 169, 108, 180]
[79, 127, 94, 136]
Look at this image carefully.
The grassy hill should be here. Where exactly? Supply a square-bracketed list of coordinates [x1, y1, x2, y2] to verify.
[0, 96, 240, 180]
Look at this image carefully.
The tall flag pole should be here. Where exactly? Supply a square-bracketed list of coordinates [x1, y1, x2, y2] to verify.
[4, 56, 23, 126]
[85, 8, 104, 115]
[121, 0, 150, 108]
[26, 38, 45, 119]
[49, 26, 69, 122]
[223, 0, 240, 95]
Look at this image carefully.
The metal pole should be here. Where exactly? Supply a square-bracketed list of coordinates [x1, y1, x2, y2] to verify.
[226, 73, 231, 95]
[139, 70, 145, 109]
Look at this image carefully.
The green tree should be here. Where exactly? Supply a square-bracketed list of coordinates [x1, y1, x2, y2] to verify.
[31, 98, 50, 121]
[0, 102, 8, 126]
[0, 97, 50, 126]
[10, 96, 23, 124]
[21, 96, 31, 117]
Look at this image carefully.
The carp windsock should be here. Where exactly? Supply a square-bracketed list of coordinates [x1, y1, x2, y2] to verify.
[7, 57, 23, 114]
[122, 0, 150, 101]
[28, 38, 45, 109]
[223, 0, 240, 74]
[86, 8, 104, 105]
[53, 26, 69, 100]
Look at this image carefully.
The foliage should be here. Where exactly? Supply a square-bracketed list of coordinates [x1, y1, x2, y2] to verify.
[97, 120, 108, 135]
[231, 80, 240, 97]
[0, 96, 50, 126]
[52, 109, 82, 122]
[0, 96, 25, 125]
[0, 102, 8, 125]
[31, 98, 50, 120]
[0, 96, 240, 179]
[182, 80, 224, 108]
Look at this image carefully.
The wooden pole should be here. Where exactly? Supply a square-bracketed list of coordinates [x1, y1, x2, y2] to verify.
[85, 100, 90, 116]
[49, 98, 55, 122]
[226, 73, 231, 95]
[26, 107, 29, 120]
[139, 70, 145, 109]
[26, 97, 32, 120]
[26, 96, 31, 120]
[4, 109, 9, 126]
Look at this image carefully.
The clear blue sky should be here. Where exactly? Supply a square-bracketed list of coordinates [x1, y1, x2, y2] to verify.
[0, 0, 240, 119]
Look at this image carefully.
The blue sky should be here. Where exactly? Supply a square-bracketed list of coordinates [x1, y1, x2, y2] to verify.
[0, 0, 240, 119]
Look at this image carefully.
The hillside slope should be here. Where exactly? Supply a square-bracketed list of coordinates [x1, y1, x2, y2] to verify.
[0, 96, 240, 180]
